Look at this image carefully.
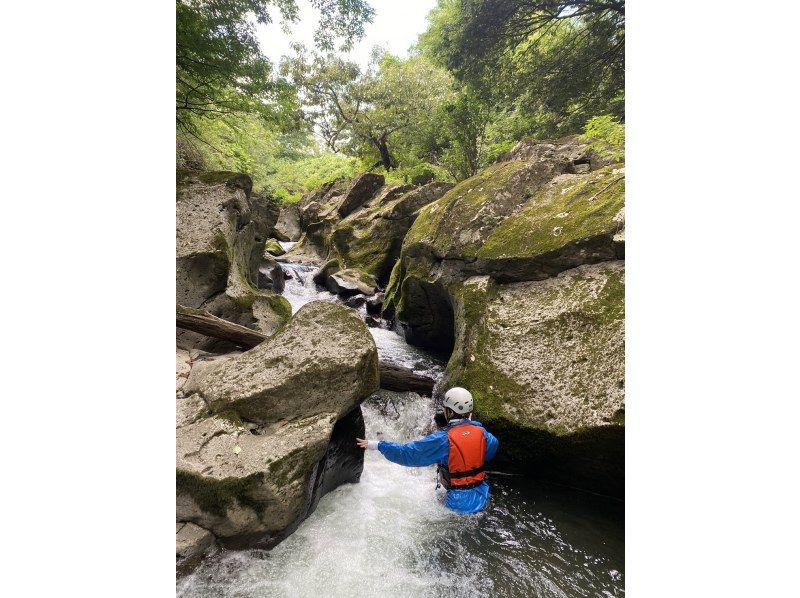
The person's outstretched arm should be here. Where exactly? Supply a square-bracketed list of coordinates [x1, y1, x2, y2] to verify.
[357, 431, 448, 467]
[484, 429, 499, 461]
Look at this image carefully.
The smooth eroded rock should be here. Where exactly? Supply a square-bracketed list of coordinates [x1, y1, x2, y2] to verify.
[444, 262, 625, 496]
[384, 162, 624, 351]
[185, 301, 379, 424]
[176, 170, 290, 349]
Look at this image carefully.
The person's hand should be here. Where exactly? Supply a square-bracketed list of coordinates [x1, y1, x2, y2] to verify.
[356, 438, 378, 450]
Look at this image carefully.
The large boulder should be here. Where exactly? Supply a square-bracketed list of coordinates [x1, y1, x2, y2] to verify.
[177, 301, 378, 548]
[185, 301, 379, 423]
[443, 262, 624, 496]
[176, 170, 290, 350]
[337, 172, 385, 217]
[273, 203, 301, 241]
[384, 161, 624, 351]
[328, 182, 454, 285]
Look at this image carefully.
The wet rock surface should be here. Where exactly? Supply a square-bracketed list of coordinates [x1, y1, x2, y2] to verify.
[175, 302, 379, 567]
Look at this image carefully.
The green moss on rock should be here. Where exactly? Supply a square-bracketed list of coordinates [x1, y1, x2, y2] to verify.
[479, 166, 624, 260]
[177, 470, 266, 518]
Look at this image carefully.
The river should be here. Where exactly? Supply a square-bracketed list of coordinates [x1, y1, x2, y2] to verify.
[177, 259, 624, 597]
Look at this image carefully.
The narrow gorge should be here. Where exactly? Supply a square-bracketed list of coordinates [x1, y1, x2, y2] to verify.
[176, 135, 625, 596]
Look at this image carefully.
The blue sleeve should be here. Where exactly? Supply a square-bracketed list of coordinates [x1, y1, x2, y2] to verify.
[378, 430, 449, 467]
[484, 429, 499, 461]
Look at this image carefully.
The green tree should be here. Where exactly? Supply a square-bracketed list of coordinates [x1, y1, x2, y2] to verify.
[286, 50, 454, 170]
[176, 0, 375, 137]
[420, 0, 624, 136]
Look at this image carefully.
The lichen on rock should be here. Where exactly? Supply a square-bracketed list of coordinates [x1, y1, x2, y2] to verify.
[444, 262, 625, 496]
[185, 301, 379, 424]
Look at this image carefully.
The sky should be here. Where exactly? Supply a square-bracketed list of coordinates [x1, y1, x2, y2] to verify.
[256, 0, 438, 70]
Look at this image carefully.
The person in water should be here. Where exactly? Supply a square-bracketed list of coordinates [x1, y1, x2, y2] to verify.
[356, 387, 499, 514]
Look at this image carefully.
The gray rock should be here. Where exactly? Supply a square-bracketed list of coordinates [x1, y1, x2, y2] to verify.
[257, 254, 285, 293]
[273, 203, 301, 241]
[366, 293, 384, 315]
[176, 522, 216, 576]
[337, 173, 385, 217]
[176, 171, 291, 350]
[185, 301, 379, 424]
[326, 269, 379, 297]
[343, 294, 367, 309]
[444, 262, 625, 496]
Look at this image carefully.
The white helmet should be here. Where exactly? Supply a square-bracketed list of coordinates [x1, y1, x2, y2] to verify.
[444, 387, 473, 415]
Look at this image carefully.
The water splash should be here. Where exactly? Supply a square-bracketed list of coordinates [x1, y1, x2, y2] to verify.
[178, 392, 624, 597]
[178, 262, 624, 597]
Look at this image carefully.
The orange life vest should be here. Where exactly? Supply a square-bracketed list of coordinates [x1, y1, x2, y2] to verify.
[440, 422, 487, 490]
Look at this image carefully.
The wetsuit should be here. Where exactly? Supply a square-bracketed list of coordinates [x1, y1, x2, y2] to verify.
[377, 419, 499, 514]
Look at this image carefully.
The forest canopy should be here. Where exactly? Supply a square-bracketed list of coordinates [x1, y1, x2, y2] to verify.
[176, 0, 625, 199]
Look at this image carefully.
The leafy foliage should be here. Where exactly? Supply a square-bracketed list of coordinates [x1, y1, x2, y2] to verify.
[175, 0, 626, 202]
[420, 0, 625, 136]
[176, 0, 374, 136]
[580, 115, 625, 160]
[285, 49, 454, 171]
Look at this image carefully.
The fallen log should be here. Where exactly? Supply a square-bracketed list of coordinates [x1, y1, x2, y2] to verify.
[377, 362, 435, 395]
[177, 304, 435, 395]
[176, 305, 268, 348]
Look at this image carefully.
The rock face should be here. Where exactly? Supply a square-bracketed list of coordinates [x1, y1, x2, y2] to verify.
[384, 151, 624, 351]
[176, 171, 291, 350]
[281, 176, 452, 288]
[377, 135, 625, 496]
[444, 263, 625, 496]
[273, 203, 301, 241]
[328, 182, 454, 285]
[176, 302, 378, 550]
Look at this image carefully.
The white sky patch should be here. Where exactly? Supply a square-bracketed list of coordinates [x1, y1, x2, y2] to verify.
[257, 0, 438, 70]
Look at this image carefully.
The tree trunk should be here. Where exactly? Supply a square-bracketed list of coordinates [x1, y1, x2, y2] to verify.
[177, 304, 435, 395]
[372, 135, 394, 171]
[177, 305, 268, 348]
[376, 363, 435, 395]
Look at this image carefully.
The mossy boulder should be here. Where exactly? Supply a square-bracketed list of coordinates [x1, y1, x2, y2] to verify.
[264, 238, 286, 256]
[444, 262, 625, 496]
[327, 182, 453, 285]
[176, 170, 289, 350]
[325, 268, 379, 296]
[185, 301, 379, 423]
[176, 301, 375, 547]
[384, 161, 624, 351]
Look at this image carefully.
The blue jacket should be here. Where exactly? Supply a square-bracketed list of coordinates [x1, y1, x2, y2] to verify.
[377, 419, 499, 514]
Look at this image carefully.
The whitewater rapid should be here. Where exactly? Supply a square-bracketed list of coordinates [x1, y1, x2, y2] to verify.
[177, 262, 624, 597]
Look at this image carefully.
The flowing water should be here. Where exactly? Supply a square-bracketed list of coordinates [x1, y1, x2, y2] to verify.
[177, 262, 624, 597]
